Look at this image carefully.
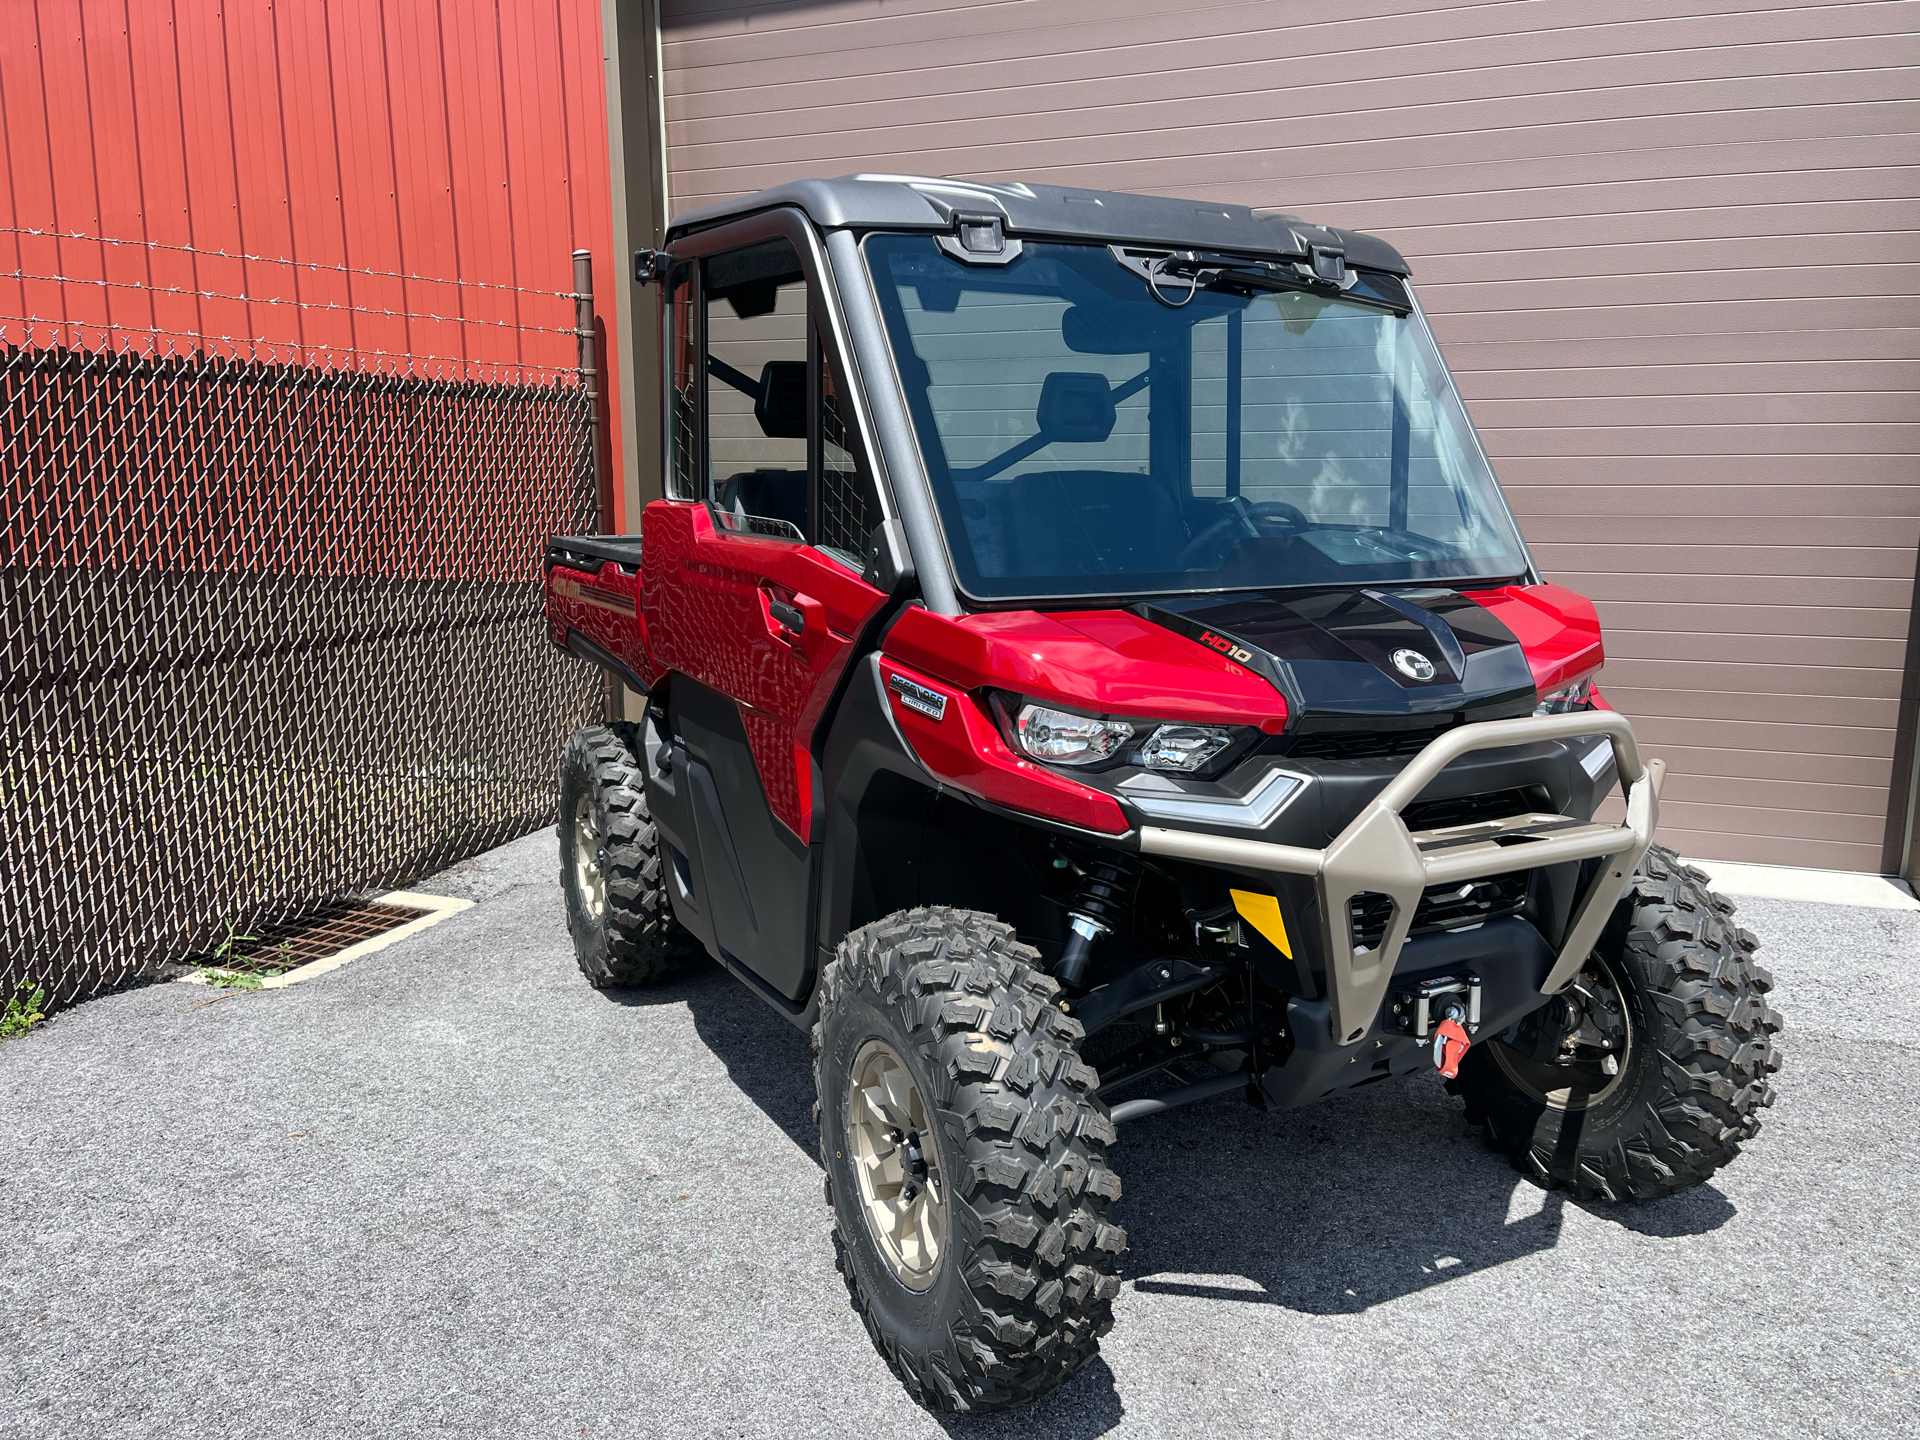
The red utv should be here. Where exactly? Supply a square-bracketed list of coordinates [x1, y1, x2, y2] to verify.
[543, 177, 1782, 1412]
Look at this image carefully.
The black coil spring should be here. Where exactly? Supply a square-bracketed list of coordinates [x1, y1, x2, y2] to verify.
[1072, 852, 1142, 931]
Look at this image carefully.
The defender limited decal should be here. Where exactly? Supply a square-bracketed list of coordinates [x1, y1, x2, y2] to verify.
[887, 672, 949, 721]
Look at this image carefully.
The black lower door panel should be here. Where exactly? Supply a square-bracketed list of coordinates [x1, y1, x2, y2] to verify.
[667, 676, 814, 1001]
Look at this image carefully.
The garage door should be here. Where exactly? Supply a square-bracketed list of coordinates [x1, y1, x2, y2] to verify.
[659, 0, 1920, 872]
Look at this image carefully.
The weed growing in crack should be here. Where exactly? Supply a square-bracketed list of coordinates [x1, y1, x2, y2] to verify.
[2, 985, 49, 1040]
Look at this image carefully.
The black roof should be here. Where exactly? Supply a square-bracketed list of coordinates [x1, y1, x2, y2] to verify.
[667, 174, 1411, 275]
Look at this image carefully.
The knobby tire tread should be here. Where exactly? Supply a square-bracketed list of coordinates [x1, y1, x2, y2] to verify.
[815, 907, 1126, 1413]
[1450, 843, 1783, 1201]
[560, 722, 695, 989]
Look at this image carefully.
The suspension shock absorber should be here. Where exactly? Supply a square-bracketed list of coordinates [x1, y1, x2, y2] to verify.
[1055, 851, 1141, 989]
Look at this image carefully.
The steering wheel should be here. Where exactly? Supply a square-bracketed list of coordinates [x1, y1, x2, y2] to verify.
[1177, 498, 1311, 568]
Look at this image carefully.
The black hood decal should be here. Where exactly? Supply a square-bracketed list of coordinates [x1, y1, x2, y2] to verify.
[1136, 588, 1538, 735]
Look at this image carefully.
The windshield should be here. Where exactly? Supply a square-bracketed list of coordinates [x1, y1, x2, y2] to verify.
[865, 235, 1531, 601]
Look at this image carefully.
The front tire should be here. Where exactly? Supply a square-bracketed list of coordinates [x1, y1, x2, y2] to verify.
[558, 722, 695, 988]
[814, 907, 1126, 1413]
[1450, 844, 1782, 1200]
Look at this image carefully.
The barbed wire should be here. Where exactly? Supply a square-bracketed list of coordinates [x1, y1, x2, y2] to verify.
[5, 271, 583, 338]
[2, 225, 580, 300]
[0, 317, 580, 385]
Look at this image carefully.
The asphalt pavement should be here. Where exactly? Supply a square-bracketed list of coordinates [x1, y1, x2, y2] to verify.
[3, 827, 1915, 1439]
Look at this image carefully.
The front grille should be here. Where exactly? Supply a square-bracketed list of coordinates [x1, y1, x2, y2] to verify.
[1412, 871, 1531, 930]
[1402, 787, 1546, 831]
[1348, 872, 1531, 950]
[1285, 722, 1456, 761]
[1349, 891, 1396, 950]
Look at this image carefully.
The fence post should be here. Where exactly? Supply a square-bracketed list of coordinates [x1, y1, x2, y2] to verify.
[573, 248, 621, 721]
[572, 249, 606, 530]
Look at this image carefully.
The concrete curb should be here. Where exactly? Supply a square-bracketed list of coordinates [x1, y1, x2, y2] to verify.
[1682, 858, 1919, 911]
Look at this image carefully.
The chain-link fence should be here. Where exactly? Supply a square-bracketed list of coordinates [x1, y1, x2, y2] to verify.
[3, 242, 606, 1009]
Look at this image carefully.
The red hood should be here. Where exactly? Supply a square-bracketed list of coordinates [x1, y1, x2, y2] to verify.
[884, 606, 1291, 732]
[884, 581, 1603, 727]
[1462, 583, 1604, 695]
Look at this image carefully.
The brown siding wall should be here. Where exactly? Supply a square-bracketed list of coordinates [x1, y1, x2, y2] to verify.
[659, 0, 1920, 871]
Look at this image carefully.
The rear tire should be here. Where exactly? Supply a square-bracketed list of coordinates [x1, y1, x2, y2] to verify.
[1449, 844, 1782, 1200]
[558, 722, 695, 988]
[814, 907, 1126, 1413]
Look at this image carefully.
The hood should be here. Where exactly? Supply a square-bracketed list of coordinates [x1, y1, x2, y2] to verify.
[884, 605, 1291, 730]
[881, 587, 1550, 740]
[1136, 588, 1539, 737]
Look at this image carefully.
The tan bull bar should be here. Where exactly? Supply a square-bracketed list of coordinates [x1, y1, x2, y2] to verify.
[1139, 710, 1664, 1045]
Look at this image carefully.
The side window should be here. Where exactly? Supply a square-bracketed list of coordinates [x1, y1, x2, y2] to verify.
[664, 261, 699, 500]
[705, 239, 809, 538]
[813, 333, 880, 568]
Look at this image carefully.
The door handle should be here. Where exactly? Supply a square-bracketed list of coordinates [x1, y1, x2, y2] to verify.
[768, 598, 805, 635]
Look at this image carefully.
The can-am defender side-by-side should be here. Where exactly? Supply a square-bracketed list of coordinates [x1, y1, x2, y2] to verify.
[543, 177, 1782, 1412]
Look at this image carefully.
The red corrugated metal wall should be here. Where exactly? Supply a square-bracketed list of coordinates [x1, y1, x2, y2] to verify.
[1, 0, 626, 521]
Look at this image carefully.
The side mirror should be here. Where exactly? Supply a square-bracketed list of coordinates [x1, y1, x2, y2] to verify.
[754, 361, 807, 439]
[633, 249, 670, 285]
[862, 518, 915, 598]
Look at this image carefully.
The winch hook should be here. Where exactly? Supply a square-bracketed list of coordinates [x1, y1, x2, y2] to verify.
[1431, 997, 1471, 1080]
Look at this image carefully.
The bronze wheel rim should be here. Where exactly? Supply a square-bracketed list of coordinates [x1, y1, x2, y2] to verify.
[572, 793, 607, 923]
[1489, 954, 1634, 1111]
[847, 1038, 946, 1291]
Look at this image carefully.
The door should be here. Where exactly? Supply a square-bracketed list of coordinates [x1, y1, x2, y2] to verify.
[643, 226, 888, 1001]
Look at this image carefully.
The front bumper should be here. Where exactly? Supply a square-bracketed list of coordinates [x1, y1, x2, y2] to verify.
[1139, 710, 1663, 1044]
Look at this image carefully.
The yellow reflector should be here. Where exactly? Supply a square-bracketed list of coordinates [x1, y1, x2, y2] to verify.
[1229, 889, 1291, 958]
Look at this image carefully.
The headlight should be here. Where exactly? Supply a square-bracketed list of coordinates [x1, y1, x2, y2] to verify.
[1006, 700, 1242, 773]
[1013, 703, 1134, 765]
[1137, 723, 1234, 773]
[1534, 675, 1596, 716]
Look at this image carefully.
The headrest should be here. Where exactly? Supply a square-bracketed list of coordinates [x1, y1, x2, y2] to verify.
[1035, 371, 1117, 444]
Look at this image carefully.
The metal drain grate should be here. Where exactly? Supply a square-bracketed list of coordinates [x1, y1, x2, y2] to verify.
[194, 899, 434, 975]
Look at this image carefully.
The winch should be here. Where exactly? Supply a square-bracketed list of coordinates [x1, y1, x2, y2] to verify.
[1387, 972, 1481, 1078]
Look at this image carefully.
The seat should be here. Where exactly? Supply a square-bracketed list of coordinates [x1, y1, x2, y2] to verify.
[716, 469, 808, 537]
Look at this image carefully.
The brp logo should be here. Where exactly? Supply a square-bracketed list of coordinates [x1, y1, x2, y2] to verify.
[1391, 648, 1437, 682]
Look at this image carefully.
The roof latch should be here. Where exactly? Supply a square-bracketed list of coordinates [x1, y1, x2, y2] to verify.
[956, 213, 1006, 255]
[1296, 243, 1354, 291]
[936, 213, 1023, 266]
[957, 213, 1004, 254]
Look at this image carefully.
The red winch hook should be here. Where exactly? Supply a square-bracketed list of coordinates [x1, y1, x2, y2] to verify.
[1432, 1017, 1471, 1080]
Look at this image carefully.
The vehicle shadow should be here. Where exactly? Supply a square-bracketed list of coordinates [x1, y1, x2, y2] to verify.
[608, 959, 1736, 1323]
[1112, 1076, 1736, 1316]
[597, 959, 821, 1154]
[934, 1355, 1126, 1439]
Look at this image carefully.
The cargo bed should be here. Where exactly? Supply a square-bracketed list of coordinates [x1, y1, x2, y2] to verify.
[545, 532, 655, 696]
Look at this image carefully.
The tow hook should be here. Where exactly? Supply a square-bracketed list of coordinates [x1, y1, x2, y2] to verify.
[1432, 1016, 1471, 1079]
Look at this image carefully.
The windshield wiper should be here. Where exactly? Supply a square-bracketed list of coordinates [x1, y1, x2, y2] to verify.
[1108, 244, 1409, 315]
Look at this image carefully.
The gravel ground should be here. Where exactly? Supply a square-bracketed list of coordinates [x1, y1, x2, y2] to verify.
[3, 828, 1915, 1439]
